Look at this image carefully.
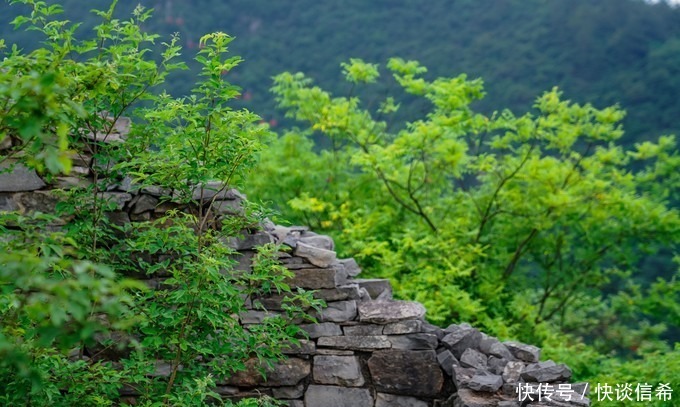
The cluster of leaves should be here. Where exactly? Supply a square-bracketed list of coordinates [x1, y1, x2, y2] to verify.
[1, 1, 319, 405]
[247, 58, 680, 394]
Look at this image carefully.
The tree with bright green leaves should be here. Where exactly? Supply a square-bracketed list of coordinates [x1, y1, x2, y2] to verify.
[247, 58, 680, 393]
[1, 1, 319, 405]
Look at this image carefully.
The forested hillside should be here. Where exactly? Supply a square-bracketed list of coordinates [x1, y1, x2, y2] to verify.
[2, 0, 680, 146]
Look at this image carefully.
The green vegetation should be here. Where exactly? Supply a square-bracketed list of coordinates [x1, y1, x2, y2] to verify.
[247, 58, 680, 401]
[1, 0, 679, 405]
[3, 0, 680, 146]
[1, 1, 317, 405]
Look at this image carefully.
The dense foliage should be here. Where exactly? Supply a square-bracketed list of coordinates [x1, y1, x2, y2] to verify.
[1, 1, 318, 405]
[246, 58, 680, 403]
[3, 0, 680, 147]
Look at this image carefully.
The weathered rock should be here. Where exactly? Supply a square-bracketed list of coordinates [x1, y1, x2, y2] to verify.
[225, 231, 274, 251]
[300, 322, 342, 338]
[0, 193, 18, 212]
[383, 319, 423, 334]
[131, 194, 158, 214]
[358, 300, 426, 324]
[313, 355, 365, 386]
[502, 361, 525, 384]
[314, 285, 362, 301]
[299, 234, 334, 250]
[368, 349, 444, 397]
[239, 310, 278, 324]
[54, 176, 92, 189]
[375, 393, 428, 407]
[437, 349, 459, 376]
[343, 324, 384, 336]
[191, 181, 233, 201]
[338, 258, 361, 277]
[504, 341, 540, 363]
[304, 385, 373, 407]
[480, 335, 515, 361]
[442, 326, 483, 359]
[272, 383, 304, 399]
[460, 348, 488, 370]
[223, 358, 310, 387]
[451, 366, 476, 389]
[213, 198, 243, 215]
[14, 191, 61, 214]
[468, 373, 503, 392]
[282, 339, 316, 354]
[317, 335, 391, 350]
[97, 192, 132, 210]
[318, 300, 357, 322]
[487, 356, 508, 375]
[355, 278, 393, 300]
[520, 360, 572, 383]
[0, 162, 45, 192]
[0, 134, 11, 150]
[388, 333, 439, 350]
[294, 242, 337, 268]
[453, 388, 500, 407]
[423, 322, 446, 340]
[288, 268, 345, 289]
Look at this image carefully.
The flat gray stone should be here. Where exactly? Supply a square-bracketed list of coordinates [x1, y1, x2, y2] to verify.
[383, 319, 423, 334]
[213, 198, 243, 215]
[317, 335, 391, 350]
[468, 373, 503, 392]
[304, 385, 373, 407]
[504, 341, 540, 363]
[460, 348, 488, 370]
[300, 322, 342, 338]
[388, 333, 439, 350]
[314, 285, 362, 301]
[313, 355, 364, 386]
[294, 242, 337, 268]
[318, 300, 357, 322]
[343, 324, 384, 336]
[375, 393, 428, 407]
[288, 268, 343, 289]
[358, 300, 426, 324]
[0, 162, 45, 192]
[368, 350, 444, 397]
[299, 234, 334, 250]
[521, 360, 572, 382]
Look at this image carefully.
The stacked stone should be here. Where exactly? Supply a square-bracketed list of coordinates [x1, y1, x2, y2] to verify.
[1, 123, 591, 407]
[221, 226, 591, 407]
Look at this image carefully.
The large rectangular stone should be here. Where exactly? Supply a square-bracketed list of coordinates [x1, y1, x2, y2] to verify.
[287, 268, 341, 289]
[313, 355, 365, 386]
[358, 300, 426, 324]
[387, 333, 439, 350]
[304, 385, 373, 407]
[317, 335, 391, 350]
[300, 322, 342, 338]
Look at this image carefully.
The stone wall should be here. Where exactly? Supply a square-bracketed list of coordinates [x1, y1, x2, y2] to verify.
[1, 129, 591, 407]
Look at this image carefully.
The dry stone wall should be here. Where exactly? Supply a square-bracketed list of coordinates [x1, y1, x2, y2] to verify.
[1, 128, 591, 407]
